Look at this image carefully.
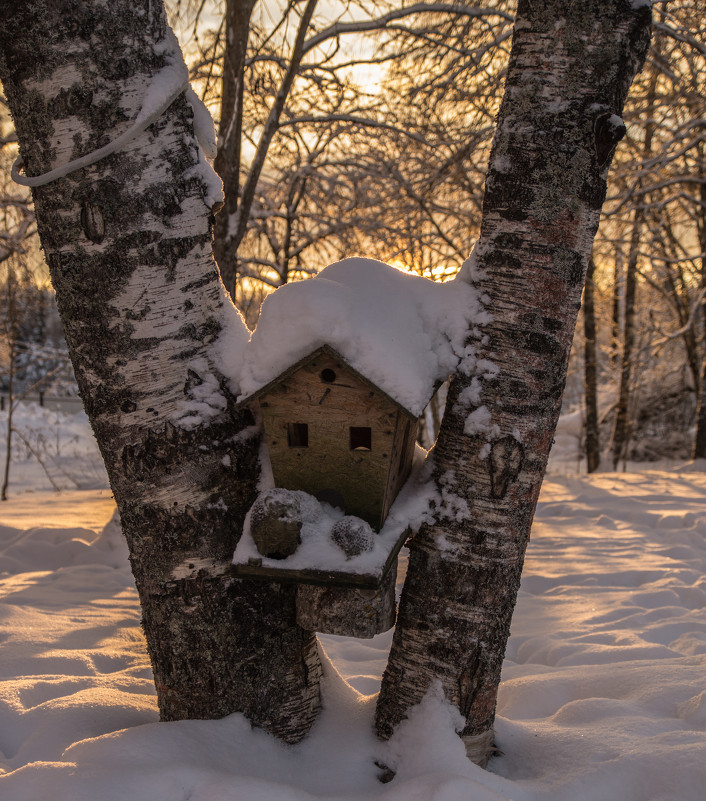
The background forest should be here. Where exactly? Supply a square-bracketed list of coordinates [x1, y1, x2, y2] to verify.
[1, 0, 704, 473]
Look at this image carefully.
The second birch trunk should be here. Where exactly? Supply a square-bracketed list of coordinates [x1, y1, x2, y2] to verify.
[376, 0, 651, 767]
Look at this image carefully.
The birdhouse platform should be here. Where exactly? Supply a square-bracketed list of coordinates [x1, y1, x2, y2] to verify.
[231, 485, 416, 639]
[232, 521, 410, 590]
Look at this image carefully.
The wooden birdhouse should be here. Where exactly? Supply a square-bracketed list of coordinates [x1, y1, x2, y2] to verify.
[230, 255, 473, 638]
[232, 344, 422, 639]
[239, 344, 418, 530]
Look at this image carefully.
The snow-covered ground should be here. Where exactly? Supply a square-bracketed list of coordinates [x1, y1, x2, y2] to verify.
[2, 403, 706, 800]
[0, 402, 108, 494]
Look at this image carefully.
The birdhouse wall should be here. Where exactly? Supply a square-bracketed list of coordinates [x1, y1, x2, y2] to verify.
[382, 415, 418, 523]
[256, 351, 413, 529]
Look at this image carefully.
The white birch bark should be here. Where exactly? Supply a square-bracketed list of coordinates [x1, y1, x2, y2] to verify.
[376, 0, 652, 766]
[0, 0, 321, 742]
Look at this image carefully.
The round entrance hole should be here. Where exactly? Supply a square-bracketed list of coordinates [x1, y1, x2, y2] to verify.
[320, 368, 337, 383]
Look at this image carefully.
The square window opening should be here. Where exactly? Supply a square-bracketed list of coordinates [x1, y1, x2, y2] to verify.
[288, 422, 309, 447]
[350, 426, 372, 451]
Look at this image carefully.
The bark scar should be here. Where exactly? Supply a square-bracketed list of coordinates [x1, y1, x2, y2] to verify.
[458, 654, 482, 718]
[489, 435, 524, 499]
[80, 200, 105, 244]
[594, 112, 626, 169]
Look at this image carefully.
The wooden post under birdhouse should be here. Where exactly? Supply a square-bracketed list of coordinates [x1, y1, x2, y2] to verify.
[296, 563, 397, 638]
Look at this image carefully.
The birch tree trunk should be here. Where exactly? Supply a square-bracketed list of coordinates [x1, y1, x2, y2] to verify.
[376, 0, 651, 767]
[611, 209, 641, 469]
[212, 0, 256, 295]
[0, 0, 321, 743]
[584, 256, 600, 473]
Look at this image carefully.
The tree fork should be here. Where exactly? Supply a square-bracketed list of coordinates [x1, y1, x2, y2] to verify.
[0, 0, 321, 741]
[376, 0, 651, 766]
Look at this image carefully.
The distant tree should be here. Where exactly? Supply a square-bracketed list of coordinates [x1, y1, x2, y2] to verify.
[693, 140, 706, 457]
[0, 154, 40, 500]
[584, 256, 600, 473]
[610, 12, 662, 470]
[0, 257, 46, 499]
[0, 259, 22, 501]
[595, 0, 706, 465]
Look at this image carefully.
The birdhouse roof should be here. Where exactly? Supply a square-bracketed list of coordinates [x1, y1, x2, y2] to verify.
[236, 343, 418, 418]
[235, 257, 485, 417]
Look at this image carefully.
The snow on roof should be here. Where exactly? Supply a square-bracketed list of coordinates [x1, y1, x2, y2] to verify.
[235, 257, 484, 417]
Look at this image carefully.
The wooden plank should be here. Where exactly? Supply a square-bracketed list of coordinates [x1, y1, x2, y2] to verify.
[232, 561, 381, 589]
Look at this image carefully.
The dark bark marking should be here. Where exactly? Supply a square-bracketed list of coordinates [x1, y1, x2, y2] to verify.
[47, 84, 94, 117]
[181, 274, 216, 293]
[125, 304, 151, 322]
[184, 369, 204, 395]
[583, 257, 600, 472]
[541, 315, 563, 333]
[522, 330, 557, 356]
[593, 111, 626, 168]
[80, 200, 105, 243]
[176, 317, 222, 346]
[484, 249, 522, 273]
[458, 653, 483, 718]
[489, 436, 524, 499]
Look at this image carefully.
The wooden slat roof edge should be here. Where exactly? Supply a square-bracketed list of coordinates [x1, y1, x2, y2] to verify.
[235, 344, 425, 419]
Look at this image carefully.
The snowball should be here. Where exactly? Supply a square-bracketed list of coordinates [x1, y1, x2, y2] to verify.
[331, 516, 375, 558]
[249, 488, 302, 559]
